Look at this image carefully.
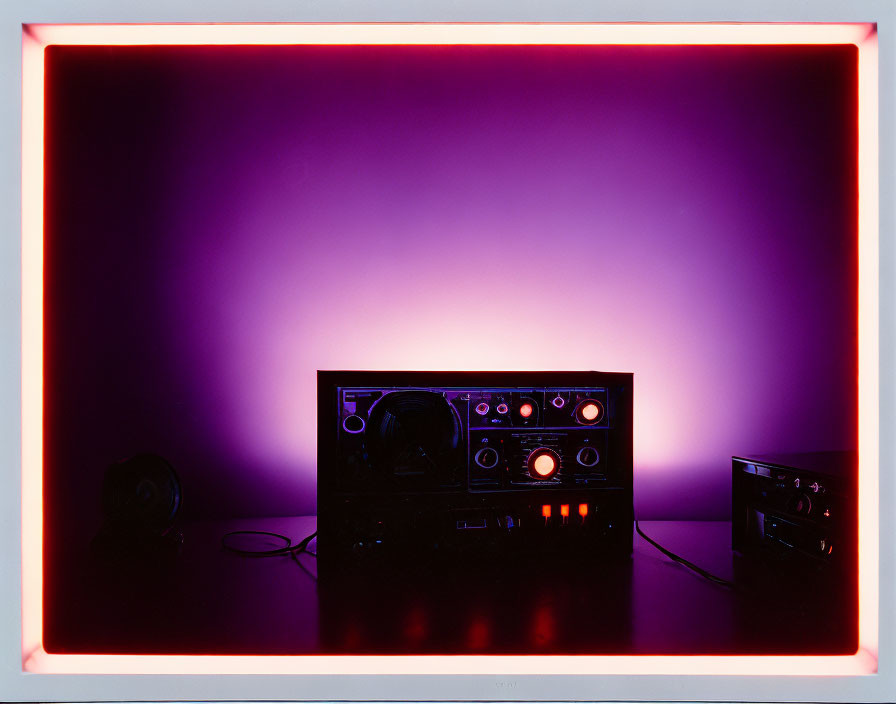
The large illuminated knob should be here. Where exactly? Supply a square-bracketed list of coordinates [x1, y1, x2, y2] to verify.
[574, 399, 604, 425]
[527, 447, 561, 480]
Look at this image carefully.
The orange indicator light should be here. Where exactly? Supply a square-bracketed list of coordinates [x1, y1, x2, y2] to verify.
[519, 403, 533, 418]
[533, 453, 556, 476]
[581, 403, 599, 421]
[560, 504, 569, 517]
[578, 503, 589, 517]
[541, 504, 551, 518]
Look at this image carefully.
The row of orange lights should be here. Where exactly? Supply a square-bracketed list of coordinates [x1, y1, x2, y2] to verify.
[541, 503, 589, 518]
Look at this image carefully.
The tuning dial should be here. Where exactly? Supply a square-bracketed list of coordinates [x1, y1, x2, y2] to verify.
[474, 402, 490, 416]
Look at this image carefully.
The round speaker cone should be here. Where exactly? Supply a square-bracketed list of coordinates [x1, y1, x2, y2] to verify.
[365, 390, 463, 484]
[101, 453, 182, 535]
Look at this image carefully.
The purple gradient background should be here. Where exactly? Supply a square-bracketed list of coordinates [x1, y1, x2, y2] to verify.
[43, 45, 857, 525]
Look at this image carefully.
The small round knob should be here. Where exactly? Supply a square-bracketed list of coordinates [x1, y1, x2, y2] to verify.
[576, 446, 600, 467]
[789, 493, 812, 515]
[474, 447, 499, 469]
[342, 415, 366, 434]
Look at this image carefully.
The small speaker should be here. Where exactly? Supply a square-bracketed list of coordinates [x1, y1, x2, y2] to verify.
[92, 453, 183, 558]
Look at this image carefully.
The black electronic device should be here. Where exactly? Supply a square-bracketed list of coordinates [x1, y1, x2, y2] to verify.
[731, 451, 856, 567]
[731, 451, 858, 652]
[317, 371, 633, 569]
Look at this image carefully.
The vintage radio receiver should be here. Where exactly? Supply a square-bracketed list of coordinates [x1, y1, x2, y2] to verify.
[317, 371, 633, 567]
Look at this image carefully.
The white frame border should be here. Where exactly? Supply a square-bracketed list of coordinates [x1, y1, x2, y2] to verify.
[2, 2, 893, 703]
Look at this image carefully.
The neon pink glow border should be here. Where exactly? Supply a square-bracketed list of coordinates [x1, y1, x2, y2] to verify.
[20, 22, 879, 675]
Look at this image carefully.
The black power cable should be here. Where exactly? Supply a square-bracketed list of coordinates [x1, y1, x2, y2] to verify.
[222, 529, 318, 560]
[224, 524, 735, 591]
[635, 520, 738, 589]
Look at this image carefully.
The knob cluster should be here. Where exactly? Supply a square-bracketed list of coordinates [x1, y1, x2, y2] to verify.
[474, 401, 510, 416]
[471, 397, 539, 422]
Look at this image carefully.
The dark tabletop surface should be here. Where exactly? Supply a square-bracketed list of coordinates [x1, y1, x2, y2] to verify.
[45, 517, 855, 655]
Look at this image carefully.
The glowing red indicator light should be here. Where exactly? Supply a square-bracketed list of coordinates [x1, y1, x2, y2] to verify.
[581, 403, 599, 421]
[533, 453, 556, 477]
[541, 504, 551, 518]
[560, 504, 570, 517]
[519, 403, 533, 418]
[578, 503, 589, 517]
